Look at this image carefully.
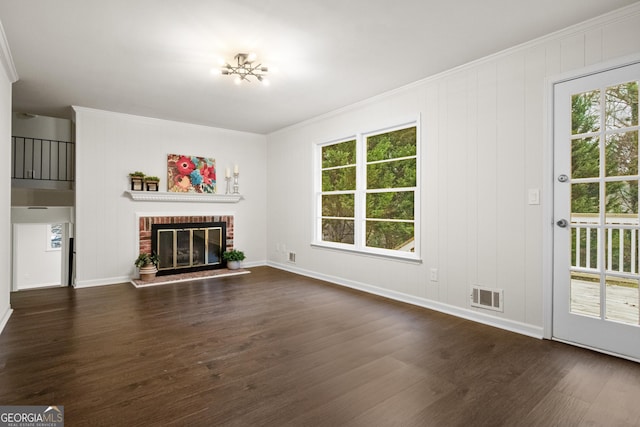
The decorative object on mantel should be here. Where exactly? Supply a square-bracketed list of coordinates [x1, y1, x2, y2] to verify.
[233, 164, 240, 194]
[144, 176, 160, 191]
[167, 154, 216, 194]
[224, 164, 240, 194]
[224, 167, 232, 194]
[129, 171, 145, 191]
[223, 249, 245, 270]
[135, 252, 159, 281]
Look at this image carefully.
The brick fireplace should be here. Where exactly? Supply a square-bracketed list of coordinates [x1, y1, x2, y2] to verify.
[138, 215, 234, 274]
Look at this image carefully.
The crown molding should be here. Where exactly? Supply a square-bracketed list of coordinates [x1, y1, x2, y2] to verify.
[0, 21, 18, 83]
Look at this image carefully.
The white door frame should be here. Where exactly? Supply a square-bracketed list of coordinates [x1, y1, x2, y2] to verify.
[543, 53, 640, 340]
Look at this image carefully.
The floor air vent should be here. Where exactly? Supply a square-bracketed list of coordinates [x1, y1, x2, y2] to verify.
[470, 286, 503, 312]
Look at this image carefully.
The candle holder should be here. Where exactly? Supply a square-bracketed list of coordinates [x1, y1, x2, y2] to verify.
[233, 172, 240, 194]
[225, 176, 232, 194]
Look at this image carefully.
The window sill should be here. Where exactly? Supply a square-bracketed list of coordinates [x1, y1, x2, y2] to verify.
[310, 242, 422, 264]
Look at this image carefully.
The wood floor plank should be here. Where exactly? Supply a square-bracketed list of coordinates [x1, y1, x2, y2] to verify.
[1, 266, 640, 426]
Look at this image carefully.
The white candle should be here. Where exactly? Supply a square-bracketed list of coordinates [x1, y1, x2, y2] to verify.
[234, 164, 239, 174]
[225, 167, 230, 178]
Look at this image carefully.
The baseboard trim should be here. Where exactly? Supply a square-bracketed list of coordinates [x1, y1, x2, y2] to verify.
[267, 261, 544, 339]
[0, 307, 13, 335]
[18, 282, 62, 290]
[74, 276, 131, 288]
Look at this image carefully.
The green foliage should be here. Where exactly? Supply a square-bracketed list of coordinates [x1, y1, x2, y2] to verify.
[223, 249, 245, 261]
[571, 138, 599, 179]
[135, 253, 158, 267]
[367, 127, 416, 161]
[144, 176, 160, 182]
[571, 183, 599, 214]
[367, 191, 414, 220]
[367, 159, 416, 189]
[322, 167, 356, 192]
[322, 194, 354, 217]
[571, 82, 639, 216]
[320, 127, 417, 249]
[571, 81, 639, 272]
[572, 90, 600, 135]
[366, 221, 414, 250]
[606, 82, 638, 129]
[129, 171, 145, 178]
[322, 140, 356, 168]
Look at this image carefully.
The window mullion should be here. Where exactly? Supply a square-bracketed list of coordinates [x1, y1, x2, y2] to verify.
[354, 133, 366, 249]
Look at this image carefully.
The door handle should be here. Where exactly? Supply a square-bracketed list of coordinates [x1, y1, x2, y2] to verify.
[556, 219, 568, 228]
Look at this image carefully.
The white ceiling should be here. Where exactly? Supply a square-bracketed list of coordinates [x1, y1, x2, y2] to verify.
[0, 0, 637, 134]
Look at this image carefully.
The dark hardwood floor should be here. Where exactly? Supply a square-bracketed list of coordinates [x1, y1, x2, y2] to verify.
[1, 266, 639, 426]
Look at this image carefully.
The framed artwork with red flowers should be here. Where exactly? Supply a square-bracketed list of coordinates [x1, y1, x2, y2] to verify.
[167, 154, 217, 193]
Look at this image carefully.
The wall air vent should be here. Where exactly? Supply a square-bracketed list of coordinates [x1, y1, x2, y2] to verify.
[470, 286, 504, 312]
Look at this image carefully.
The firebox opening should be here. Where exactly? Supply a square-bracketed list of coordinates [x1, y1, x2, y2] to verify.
[151, 222, 227, 276]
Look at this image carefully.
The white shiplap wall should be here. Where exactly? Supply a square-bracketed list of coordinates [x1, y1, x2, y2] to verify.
[266, 4, 640, 337]
[73, 107, 268, 287]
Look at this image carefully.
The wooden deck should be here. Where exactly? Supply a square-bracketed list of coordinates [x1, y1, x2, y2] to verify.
[571, 279, 640, 324]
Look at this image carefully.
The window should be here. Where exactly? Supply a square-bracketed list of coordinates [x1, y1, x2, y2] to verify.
[316, 121, 419, 259]
[320, 138, 356, 244]
[47, 223, 63, 251]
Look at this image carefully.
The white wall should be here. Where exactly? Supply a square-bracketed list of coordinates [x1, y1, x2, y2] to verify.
[266, 5, 640, 337]
[13, 223, 62, 289]
[12, 113, 72, 141]
[73, 107, 267, 287]
[0, 20, 17, 334]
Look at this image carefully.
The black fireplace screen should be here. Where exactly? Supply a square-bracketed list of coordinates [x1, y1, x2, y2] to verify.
[152, 222, 226, 275]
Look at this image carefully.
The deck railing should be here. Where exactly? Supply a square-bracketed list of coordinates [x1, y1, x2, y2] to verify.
[11, 136, 74, 182]
[572, 213, 639, 278]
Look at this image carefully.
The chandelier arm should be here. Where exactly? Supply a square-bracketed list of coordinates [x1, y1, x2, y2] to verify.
[220, 53, 268, 83]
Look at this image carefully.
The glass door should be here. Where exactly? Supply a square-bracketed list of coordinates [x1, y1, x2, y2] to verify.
[553, 62, 640, 361]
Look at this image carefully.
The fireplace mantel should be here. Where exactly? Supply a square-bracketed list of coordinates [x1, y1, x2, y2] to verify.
[125, 191, 243, 203]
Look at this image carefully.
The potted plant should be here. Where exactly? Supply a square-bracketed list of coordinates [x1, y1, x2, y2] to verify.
[135, 252, 159, 281]
[129, 171, 145, 191]
[223, 249, 245, 270]
[144, 175, 160, 191]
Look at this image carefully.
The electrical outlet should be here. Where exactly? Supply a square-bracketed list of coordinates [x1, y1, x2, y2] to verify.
[288, 252, 296, 263]
[430, 268, 438, 282]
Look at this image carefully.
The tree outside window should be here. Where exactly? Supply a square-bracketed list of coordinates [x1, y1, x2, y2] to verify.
[317, 122, 419, 258]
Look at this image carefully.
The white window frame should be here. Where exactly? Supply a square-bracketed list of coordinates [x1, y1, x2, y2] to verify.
[313, 118, 421, 262]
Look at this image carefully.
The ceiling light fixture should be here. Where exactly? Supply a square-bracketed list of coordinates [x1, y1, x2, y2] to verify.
[220, 53, 269, 85]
